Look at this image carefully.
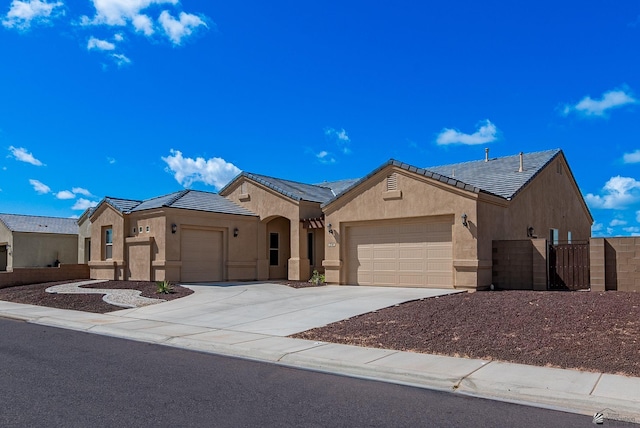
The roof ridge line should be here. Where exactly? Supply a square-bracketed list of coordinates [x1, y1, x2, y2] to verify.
[163, 189, 190, 207]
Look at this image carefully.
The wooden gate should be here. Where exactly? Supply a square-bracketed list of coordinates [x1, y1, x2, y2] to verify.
[548, 242, 590, 290]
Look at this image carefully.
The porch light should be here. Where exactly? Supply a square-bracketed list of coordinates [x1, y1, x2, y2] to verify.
[233, 227, 239, 237]
[171, 223, 177, 234]
[527, 226, 535, 238]
[328, 223, 334, 235]
[461, 213, 468, 227]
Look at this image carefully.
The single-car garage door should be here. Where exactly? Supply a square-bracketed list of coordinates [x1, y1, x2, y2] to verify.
[347, 220, 453, 288]
[181, 228, 223, 282]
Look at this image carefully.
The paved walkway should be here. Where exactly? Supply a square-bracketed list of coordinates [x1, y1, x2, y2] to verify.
[1, 282, 638, 425]
[46, 280, 166, 308]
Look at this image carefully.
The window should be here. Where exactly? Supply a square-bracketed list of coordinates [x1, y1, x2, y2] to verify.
[139, 226, 143, 233]
[567, 231, 572, 244]
[308, 232, 314, 266]
[105, 228, 113, 260]
[132, 227, 137, 234]
[269, 233, 279, 266]
[146, 226, 150, 233]
[550, 228, 559, 245]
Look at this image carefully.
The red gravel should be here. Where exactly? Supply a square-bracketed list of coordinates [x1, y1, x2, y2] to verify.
[292, 290, 640, 377]
[0, 280, 193, 314]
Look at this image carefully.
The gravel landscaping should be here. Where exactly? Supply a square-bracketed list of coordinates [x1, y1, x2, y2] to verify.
[0, 280, 193, 313]
[292, 290, 640, 377]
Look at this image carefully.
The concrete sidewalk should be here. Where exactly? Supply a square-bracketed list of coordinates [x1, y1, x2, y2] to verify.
[1, 283, 639, 425]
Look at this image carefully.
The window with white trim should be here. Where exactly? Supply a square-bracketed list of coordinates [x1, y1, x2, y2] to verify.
[104, 227, 113, 260]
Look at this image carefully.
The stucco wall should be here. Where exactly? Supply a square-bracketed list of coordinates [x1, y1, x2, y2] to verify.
[12, 233, 78, 268]
[222, 178, 321, 280]
[88, 204, 127, 280]
[0, 221, 13, 271]
[77, 216, 91, 264]
[322, 166, 479, 288]
[163, 208, 260, 282]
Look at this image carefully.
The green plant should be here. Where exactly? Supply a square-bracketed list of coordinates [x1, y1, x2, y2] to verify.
[156, 280, 174, 294]
[308, 270, 325, 286]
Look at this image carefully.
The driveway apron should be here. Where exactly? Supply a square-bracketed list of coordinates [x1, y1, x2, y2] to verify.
[109, 282, 461, 336]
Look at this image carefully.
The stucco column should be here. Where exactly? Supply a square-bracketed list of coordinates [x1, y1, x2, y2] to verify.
[288, 220, 310, 281]
[590, 238, 605, 292]
[256, 220, 269, 280]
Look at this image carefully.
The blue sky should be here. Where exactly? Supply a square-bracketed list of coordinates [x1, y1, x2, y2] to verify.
[1, 1, 639, 236]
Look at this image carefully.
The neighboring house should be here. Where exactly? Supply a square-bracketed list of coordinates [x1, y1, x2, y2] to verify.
[0, 213, 79, 271]
[87, 148, 592, 290]
[87, 190, 259, 282]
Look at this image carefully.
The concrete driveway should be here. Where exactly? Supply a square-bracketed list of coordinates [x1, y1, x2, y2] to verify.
[111, 282, 461, 336]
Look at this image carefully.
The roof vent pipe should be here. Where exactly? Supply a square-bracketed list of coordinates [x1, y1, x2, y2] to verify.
[519, 152, 524, 172]
[485, 148, 489, 162]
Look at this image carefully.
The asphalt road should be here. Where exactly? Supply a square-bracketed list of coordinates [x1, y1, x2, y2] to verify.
[0, 318, 629, 428]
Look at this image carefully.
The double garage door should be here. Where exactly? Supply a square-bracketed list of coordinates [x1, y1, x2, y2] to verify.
[181, 228, 223, 282]
[347, 220, 453, 288]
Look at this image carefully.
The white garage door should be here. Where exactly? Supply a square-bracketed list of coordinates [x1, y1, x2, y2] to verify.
[347, 220, 453, 288]
[181, 228, 223, 282]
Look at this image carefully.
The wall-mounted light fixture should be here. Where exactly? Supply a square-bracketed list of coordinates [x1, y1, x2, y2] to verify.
[233, 227, 239, 237]
[327, 223, 334, 235]
[171, 223, 177, 234]
[461, 213, 468, 227]
[527, 226, 536, 238]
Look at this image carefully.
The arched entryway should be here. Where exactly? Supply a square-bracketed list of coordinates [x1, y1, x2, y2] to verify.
[265, 217, 290, 280]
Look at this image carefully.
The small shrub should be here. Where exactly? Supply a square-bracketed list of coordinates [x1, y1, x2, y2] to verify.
[308, 270, 325, 286]
[156, 280, 174, 294]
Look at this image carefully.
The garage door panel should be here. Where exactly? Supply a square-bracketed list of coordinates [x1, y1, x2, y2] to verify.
[181, 229, 223, 282]
[347, 220, 452, 288]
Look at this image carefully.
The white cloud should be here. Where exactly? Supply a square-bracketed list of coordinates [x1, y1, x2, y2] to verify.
[83, 0, 177, 27]
[158, 10, 206, 45]
[111, 53, 131, 67]
[592, 222, 603, 232]
[325, 127, 351, 154]
[132, 13, 153, 35]
[72, 198, 98, 210]
[8, 146, 44, 166]
[29, 179, 51, 194]
[610, 219, 627, 227]
[316, 151, 336, 164]
[623, 150, 640, 164]
[585, 176, 640, 209]
[624, 226, 640, 234]
[562, 88, 637, 117]
[436, 119, 498, 145]
[114, 32, 123, 41]
[72, 187, 92, 196]
[87, 36, 116, 51]
[107, 156, 116, 164]
[55, 190, 75, 200]
[161, 149, 241, 189]
[2, 0, 64, 30]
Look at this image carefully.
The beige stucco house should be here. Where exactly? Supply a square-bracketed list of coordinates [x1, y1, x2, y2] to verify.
[87, 190, 260, 282]
[86, 149, 592, 290]
[0, 213, 79, 271]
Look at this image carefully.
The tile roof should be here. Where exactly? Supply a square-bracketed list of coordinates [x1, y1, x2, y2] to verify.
[0, 213, 79, 234]
[101, 190, 257, 217]
[103, 197, 143, 213]
[426, 149, 561, 199]
[321, 149, 562, 207]
[133, 190, 257, 216]
[220, 173, 360, 204]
